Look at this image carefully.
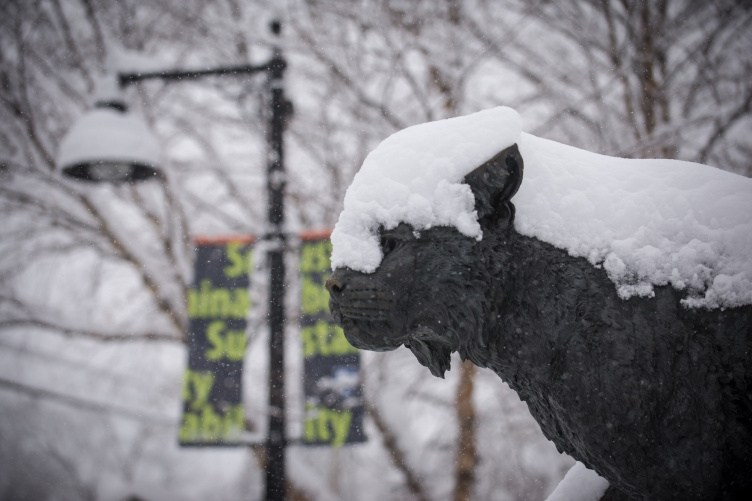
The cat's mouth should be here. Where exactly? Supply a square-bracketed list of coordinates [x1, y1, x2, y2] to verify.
[332, 310, 407, 352]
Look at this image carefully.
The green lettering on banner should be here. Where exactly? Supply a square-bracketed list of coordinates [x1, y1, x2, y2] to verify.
[300, 236, 365, 447]
[205, 320, 247, 361]
[303, 403, 354, 447]
[182, 370, 215, 410]
[179, 404, 244, 443]
[300, 240, 332, 273]
[224, 243, 252, 278]
[181, 240, 253, 446]
[187, 280, 250, 319]
[301, 275, 330, 314]
[302, 320, 359, 358]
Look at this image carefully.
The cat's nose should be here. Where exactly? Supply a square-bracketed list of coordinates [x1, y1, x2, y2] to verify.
[325, 273, 346, 295]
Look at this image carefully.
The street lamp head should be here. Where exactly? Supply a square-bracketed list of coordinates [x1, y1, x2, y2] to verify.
[56, 99, 163, 184]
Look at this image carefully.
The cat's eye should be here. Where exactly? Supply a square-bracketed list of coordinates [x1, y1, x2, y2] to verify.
[381, 236, 398, 255]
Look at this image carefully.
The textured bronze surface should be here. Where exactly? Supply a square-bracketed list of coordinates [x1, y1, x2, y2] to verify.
[328, 144, 752, 500]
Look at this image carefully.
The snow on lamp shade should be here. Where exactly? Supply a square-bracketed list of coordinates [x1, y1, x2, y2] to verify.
[56, 102, 162, 183]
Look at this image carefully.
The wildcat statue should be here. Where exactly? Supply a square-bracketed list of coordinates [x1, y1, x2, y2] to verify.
[326, 138, 752, 500]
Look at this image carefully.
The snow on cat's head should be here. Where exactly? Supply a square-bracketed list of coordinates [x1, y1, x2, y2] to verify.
[330, 106, 752, 309]
[330, 107, 521, 273]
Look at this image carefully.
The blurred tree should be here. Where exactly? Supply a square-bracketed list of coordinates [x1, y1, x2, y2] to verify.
[468, 0, 752, 172]
[1, 0, 750, 499]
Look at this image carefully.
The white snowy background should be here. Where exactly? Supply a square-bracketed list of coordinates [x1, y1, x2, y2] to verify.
[1, 1, 751, 500]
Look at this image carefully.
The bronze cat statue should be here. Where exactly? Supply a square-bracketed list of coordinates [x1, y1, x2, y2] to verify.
[327, 144, 752, 500]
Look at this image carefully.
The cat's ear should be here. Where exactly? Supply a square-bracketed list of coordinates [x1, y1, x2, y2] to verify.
[464, 143, 523, 228]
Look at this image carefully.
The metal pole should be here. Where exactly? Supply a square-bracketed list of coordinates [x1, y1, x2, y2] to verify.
[116, 21, 292, 497]
[118, 62, 274, 87]
[265, 19, 288, 501]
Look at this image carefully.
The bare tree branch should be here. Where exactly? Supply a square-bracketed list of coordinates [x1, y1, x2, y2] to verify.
[0, 318, 181, 344]
[366, 400, 429, 501]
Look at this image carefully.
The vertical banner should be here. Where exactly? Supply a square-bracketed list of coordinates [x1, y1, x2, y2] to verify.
[299, 232, 366, 446]
[180, 236, 253, 446]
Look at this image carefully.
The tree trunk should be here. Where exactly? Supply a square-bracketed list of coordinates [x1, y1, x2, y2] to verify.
[453, 360, 477, 501]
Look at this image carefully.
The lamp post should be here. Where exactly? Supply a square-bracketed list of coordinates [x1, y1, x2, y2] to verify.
[264, 19, 289, 501]
[56, 21, 292, 501]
